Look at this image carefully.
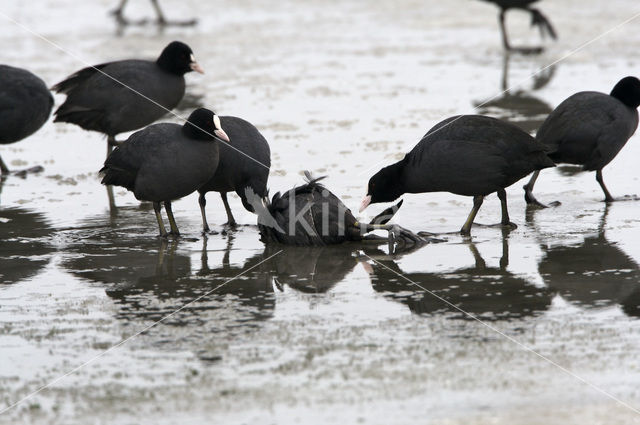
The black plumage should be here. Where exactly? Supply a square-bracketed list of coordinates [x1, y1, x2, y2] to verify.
[197, 116, 271, 231]
[362, 115, 555, 235]
[479, 0, 556, 53]
[52, 41, 202, 150]
[0, 65, 53, 174]
[257, 173, 417, 246]
[100, 108, 229, 237]
[523, 76, 640, 205]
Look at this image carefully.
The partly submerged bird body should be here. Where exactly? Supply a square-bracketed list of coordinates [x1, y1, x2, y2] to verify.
[198, 116, 270, 211]
[259, 176, 361, 246]
[259, 175, 415, 246]
[53, 60, 184, 137]
[100, 123, 218, 202]
[0, 64, 53, 145]
[400, 115, 554, 196]
[536, 91, 639, 171]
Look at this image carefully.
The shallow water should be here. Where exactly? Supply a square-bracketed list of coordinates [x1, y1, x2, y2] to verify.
[2, 0, 640, 424]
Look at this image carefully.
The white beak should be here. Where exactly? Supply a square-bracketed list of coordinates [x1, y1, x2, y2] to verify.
[213, 115, 230, 142]
[189, 54, 204, 74]
[359, 195, 372, 213]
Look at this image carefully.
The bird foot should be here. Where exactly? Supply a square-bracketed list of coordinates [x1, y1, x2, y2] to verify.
[387, 224, 445, 254]
[524, 191, 561, 208]
[507, 46, 544, 55]
[472, 221, 518, 230]
[10, 166, 45, 178]
[606, 194, 640, 202]
[157, 18, 197, 27]
[110, 10, 150, 26]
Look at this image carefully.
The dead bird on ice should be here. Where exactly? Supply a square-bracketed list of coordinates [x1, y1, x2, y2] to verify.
[254, 172, 440, 247]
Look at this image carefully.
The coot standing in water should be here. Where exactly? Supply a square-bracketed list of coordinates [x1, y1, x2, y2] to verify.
[523, 76, 640, 206]
[0, 65, 53, 176]
[361, 115, 555, 235]
[479, 0, 556, 53]
[197, 116, 271, 232]
[100, 108, 230, 237]
[52, 41, 203, 154]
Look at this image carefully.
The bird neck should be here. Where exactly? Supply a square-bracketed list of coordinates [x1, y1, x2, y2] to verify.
[611, 85, 640, 109]
[156, 55, 186, 76]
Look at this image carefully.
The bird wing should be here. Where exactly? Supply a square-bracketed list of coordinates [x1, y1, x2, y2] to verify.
[51, 62, 112, 94]
[407, 138, 509, 196]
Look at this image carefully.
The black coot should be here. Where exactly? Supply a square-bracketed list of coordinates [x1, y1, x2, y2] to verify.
[0, 65, 53, 175]
[523, 76, 640, 205]
[100, 108, 230, 237]
[361, 115, 555, 235]
[52, 41, 202, 151]
[197, 116, 271, 231]
[111, 0, 196, 26]
[480, 0, 556, 53]
[257, 173, 424, 247]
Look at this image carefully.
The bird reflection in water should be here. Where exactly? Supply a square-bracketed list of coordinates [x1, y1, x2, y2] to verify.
[528, 204, 640, 317]
[0, 205, 55, 285]
[474, 53, 555, 134]
[364, 231, 552, 320]
[264, 245, 361, 294]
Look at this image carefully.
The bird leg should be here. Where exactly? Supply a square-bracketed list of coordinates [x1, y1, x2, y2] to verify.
[529, 8, 557, 41]
[0, 155, 9, 176]
[596, 169, 615, 203]
[153, 201, 169, 238]
[460, 195, 484, 236]
[107, 135, 124, 147]
[499, 9, 544, 54]
[150, 0, 197, 26]
[498, 10, 511, 51]
[198, 192, 211, 233]
[0, 154, 44, 179]
[497, 189, 517, 229]
[593, 170, 640, 202]
[164, 201, 180, 236]
[220, 192, 237, 227]
[523, 170, 561, 207]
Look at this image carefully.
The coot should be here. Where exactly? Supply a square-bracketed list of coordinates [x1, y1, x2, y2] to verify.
[523, 76, 640, 205]
[100, 108, 230, 237]
[197, 116, 271, 231]
[361, 115, 555, 235]
[480, 0, 556, 53]
[53, 41, 202, 151]
[0, 65, 53, 175]
[257, 173, 424, 247]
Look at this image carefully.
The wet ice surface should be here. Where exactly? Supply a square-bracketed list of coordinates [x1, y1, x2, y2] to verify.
[2, 0, 640, 423]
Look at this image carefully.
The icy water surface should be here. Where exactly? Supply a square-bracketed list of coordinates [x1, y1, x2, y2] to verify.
[2, 0, 640, 424]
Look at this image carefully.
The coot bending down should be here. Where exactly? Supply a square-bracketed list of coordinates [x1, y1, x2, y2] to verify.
[361, 115, 554, 235]
[257, 173, 426, 247]
[52, 41, 202, 152]
[100, 108, 230, 237]
[480, 0, 556, 53]
[198, 116, 271, 231]
[0, 65, 53, 175]
[523, 76, 640, 206]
